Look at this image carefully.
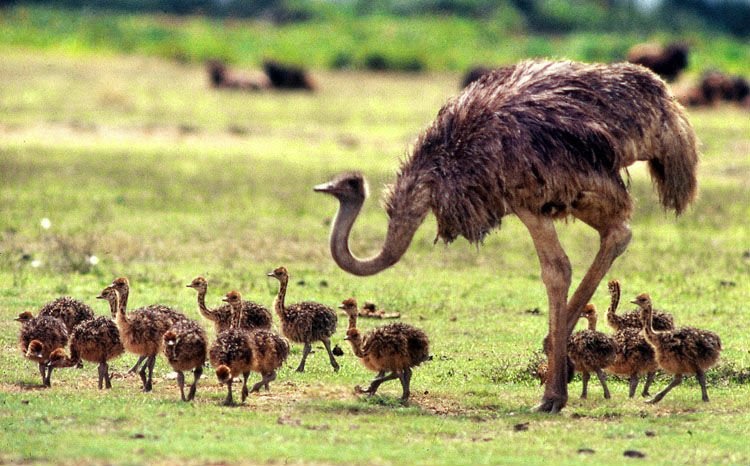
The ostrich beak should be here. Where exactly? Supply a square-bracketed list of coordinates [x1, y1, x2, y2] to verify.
[186, 284, 193, 288]
[266, 272, 275, 277]
[343, 335, 350, 341]
[221, 297, 229, 302]
[95, 294, 105, 300]
[337, 304, 345, 309]
[629, 299, 638, 305]
[313, 181, 334, 193]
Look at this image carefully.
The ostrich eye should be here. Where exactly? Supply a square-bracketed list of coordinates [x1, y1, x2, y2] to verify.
[347, 179, 360, 190]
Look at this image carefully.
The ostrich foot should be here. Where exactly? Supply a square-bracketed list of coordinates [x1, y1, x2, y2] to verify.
[534, 396, 566, 414]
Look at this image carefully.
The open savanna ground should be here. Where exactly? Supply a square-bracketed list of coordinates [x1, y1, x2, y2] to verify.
[1, 49, 749, 465]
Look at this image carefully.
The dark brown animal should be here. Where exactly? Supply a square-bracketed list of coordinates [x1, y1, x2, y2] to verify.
[209, 291, 289, 405]
[48, 316, 124, 389]
[206, 59, 269, 91]
[16, 312, 68, 387]
[632, 293, 722, 403]
[606, 280, 674, 332]
[267, 267, 339, 372]
[627, 42, 688, 82]
[339, 299, 429, 402]
[187, 276, 272, 334]
[38, 296, 94, 334]
[315, 59, 698, 413]
[603, 280, 658, 397]
[567, 304, 616, 399]
[163, 319, 207, 402]
[262, 60, 315, 91]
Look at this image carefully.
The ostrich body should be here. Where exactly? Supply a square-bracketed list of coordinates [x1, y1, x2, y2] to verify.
[567, 304, 617, 399]
[187, 276, 272, 333]
[267, 267, 339, 372]
[38, 296, 95, 334]
[15, 312, 68, 387]
[314, 59, 698, 412]
[604, 280, 659, 397]
[163, 319, 207, 402]
[340, 299, 429, 402]
[606, 280, 674, 332]
[98, 284, 179, 392]
[48, 316, 124, 389]
[110, 277, 187, 374]
[632, 294, 722, 403]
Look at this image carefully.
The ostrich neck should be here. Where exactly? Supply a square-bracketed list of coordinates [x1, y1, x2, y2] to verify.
[347, 314, 358, 330]
[113, 294, 129, 330]
[329, 196, 425, 277]
[119, 289, 129, 316]
[642, 304, 657, 341]
[587, 317, 597, 331]
[231, 303, 244, 329]
[273, 278, 288, 320]
[195, 288, 213, 319]
[347, 336, 366, 358]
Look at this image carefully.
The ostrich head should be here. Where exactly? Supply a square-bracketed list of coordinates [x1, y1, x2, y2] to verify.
[344, 328, 362, 344]
[314, 171, 368, 203]
[216, 365, 232, 384]
[580, 303, 598, 329]
[163, 330, 179, 347]
[26, 340, 45, 361]
[14, 311, 34, 324]
[267, 266, 289, 282]
[630, 293, 651, 309]
[47, 348, 68, 367]
[222, 290, 242, 306]
[187, 276, 208, 292]
[96, 286, 120, 317]
[338, 298, 358, 317]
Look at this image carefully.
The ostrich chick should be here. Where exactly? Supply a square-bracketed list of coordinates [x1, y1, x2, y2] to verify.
[163, 319, 208, 402]
[98, 284, 176, 392]
[567, 304, 617, 399]
[339, 298, 430, 402]
[187, 276, 272, 333]
[632, 293, 722, 403]
[221, 291, 289, 394]
[15, 312, 68, 387]
[38, 296, 95, 334]
[607, 280, 674, 331]
[604, 281, 658, 397]
[267, 267, 339, 372]
[48, 316, 124, 389]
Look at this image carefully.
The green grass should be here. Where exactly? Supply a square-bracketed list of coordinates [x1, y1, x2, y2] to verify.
[0, 49, 749, 465]
[2, 5, 750, 74]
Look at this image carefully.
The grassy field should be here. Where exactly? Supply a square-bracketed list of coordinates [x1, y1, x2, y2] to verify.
[1, 48, 749, 465]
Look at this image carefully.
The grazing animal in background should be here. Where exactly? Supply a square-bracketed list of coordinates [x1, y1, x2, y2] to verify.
[627, 42, 689, 82]
[98, 284, 181, 392]
[606, 280, 674, 332]
[187, 276, 272, 334]
[209, 291, 289, 405]
[460, 65, 493, 88]
[37, 296, 94, 334]
[15, 312, 68, 387]
[267, 267, 339, 372]
[262, 60, 316, 91]
[339, 298, 429, 402]
[47, 316, 124, 389]
[163, 319, 208, 402]
[206, 59, 270, 91]
[603, 281, 659, 397]
[632, 293, 722, 403]
[109, 277, 187, 374]
[567, 304, 617, 399]
[314, 59, 698, 413]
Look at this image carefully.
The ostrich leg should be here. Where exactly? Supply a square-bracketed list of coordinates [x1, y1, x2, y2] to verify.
[517, 210, 572, 414]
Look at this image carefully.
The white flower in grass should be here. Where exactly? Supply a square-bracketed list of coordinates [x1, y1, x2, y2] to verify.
[40, 218, 51, 230]
[88, 255, 100, 266]
[31, 260, 42, 268]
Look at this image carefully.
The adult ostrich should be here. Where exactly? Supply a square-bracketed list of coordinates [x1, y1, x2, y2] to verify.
[314, 59, 698, 413]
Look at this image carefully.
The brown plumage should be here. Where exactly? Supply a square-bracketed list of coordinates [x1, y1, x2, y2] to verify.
[48, 316, 124, 389]
[98, 283, 182, 392]
[267, 267, 339, 372]
[627, 42, 688, 82]
[460, 65, 493, 88]
[604, 280, 658, 397]
[163, 319, 207, 402]
[606, 280, 674, 332]
[187, 276, 272, 334]
[110, 276, 187, 376]
[262, 60, 316, 91]
[632, 293, 722, 403]
[315, 59, 698, 413]
[209, 291, 289, 405]
[38, 296, 95, 334]
[15, 311, 68, 387]
[340, 299, 429, 402]
[567, 304, 616, 399]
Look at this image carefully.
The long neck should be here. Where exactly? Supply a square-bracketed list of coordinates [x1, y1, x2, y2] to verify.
[273, 278, 288, 320]
[231, 303, 244, 329]
[587, 316, 597, 331]
[329, 195, 426, 277]
[347, 335, 366, 358]
[641, 304, 657, 341]
[114, 294, 129, 329]
[347, 314, 358, 331]
[195, 287, 214, 319]
[119, 288, 129, 317]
